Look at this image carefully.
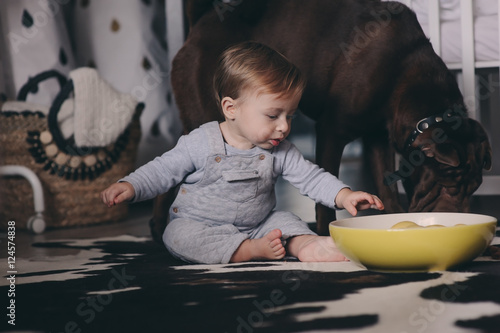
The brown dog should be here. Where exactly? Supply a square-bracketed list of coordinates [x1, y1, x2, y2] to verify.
[150, 0, 492, 239]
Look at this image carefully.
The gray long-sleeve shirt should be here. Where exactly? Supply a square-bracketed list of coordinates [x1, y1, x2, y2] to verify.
[122, 122, 348, 208]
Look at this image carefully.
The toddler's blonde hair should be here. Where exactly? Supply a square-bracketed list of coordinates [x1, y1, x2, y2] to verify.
[213, 41, 306, 111]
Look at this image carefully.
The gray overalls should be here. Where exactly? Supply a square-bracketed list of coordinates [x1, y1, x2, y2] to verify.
[163, 122, 314, 264]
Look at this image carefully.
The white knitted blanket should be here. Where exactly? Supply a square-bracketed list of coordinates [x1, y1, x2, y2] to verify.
[70, 67, 137, 147]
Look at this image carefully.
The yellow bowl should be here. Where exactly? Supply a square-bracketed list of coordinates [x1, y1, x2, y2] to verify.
[329, 212, 497, 272]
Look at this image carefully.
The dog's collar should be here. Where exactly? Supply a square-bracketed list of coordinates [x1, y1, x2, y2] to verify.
[404, 110, 463, 150]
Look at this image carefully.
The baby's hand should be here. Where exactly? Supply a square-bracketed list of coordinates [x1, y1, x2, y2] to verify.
[100, 182, 135, 207]
[335, 188, 384, 216]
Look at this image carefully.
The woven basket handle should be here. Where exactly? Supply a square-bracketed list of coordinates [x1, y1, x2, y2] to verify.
[17, 70, 68, 101]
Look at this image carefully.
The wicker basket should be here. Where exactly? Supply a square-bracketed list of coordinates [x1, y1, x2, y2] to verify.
[0, 70, 142, 230]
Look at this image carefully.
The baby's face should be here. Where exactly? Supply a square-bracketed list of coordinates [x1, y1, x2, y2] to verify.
[231, 90, 300, 150]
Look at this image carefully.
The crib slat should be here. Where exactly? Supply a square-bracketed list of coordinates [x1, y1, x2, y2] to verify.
[427, 0, 441, 56]
[166, 0, 184, 68]
[460, 0, 477, 120]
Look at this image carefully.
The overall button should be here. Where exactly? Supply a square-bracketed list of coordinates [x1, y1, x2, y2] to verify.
[215, 156, 221, 163]
[259, 154, 265, 160]
[172, 207, 179, 213]
[181, 188, 187, 194]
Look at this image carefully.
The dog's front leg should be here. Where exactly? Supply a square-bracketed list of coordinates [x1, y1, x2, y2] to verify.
[362, 132, 405, 213]
[314, 120, 348, 235]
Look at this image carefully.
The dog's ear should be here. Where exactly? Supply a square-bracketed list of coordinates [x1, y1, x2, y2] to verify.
[481, 139, 492, 170]
[466, 118, 492, 171]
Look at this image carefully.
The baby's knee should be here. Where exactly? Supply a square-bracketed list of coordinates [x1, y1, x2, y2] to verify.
[162, 219, 189, 252]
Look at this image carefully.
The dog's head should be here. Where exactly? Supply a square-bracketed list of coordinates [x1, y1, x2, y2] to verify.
[403, 117, 492, 212]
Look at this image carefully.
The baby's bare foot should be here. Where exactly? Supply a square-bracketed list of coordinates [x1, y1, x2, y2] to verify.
[230, 229, 285, 262]
[288, 235, 348, 262]
[254, 229, 286, 260]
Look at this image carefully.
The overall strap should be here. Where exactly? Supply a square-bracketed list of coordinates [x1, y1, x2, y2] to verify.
[200, 121, 226, 156]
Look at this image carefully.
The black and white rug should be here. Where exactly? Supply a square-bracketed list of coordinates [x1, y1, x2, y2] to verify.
[2, 233, 500, 333]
